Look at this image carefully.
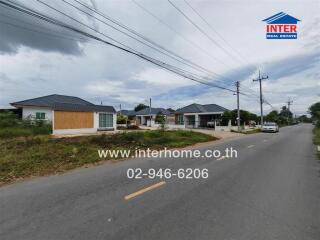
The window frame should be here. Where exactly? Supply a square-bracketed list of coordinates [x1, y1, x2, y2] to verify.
[99, 113, 113, 128]
[36, 112, 46, 120]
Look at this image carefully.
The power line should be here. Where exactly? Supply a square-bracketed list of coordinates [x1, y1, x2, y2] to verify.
[67, 0, 233, 80]
[0, 12, 89, 42]
[0, 0, 237, 94]
[1, 0, 264, 107]
[183, 0, 250, 65]
[62, 0, 218, 77]
[167, 0, 242, 65]
[130, 0, 227, 67]
[43, 0, 243, 87]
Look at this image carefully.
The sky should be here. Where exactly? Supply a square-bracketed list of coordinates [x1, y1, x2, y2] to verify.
[0, 0, 319, 116]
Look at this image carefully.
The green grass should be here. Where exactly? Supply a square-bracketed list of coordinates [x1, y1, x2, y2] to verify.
[313, 127, 320, 145]
[242, 129, 261, 134]
[0, 130, 216, 185]
[312, 127, 320, 159]
[0, 112, 52, 138]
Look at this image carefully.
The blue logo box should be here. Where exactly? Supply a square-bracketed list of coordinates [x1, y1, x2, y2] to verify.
[266, 33, 297, 39]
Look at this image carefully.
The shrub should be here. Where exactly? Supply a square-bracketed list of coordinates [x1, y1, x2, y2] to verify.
[0, 128, 33, 138]
[0, 112, 19, 128]
[127, 125, 140, 130]
[117, 114, 128, 124]
[31, 123, 52, 135]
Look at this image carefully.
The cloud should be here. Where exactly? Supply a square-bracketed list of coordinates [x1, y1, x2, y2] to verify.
[0, 0, 97, 55]
[262, 50, 320, 81]
[0, 0, 319, 115]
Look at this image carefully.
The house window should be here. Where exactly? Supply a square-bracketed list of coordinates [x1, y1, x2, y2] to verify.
[36, 112, 46, 120]
[176, 114, 184, 124]
[99, 113, 113, 128]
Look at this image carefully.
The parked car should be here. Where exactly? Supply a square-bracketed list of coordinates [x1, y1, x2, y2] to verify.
[262, 122, 279, 133]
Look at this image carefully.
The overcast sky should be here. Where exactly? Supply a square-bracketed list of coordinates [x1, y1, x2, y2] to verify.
[0, 0, 319, 115]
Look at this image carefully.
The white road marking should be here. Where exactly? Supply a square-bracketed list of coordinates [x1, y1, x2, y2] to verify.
[247, 145, 255, 148]
[263, 139, 267, 142]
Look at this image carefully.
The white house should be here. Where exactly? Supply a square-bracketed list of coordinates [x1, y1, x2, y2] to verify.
[174, 103, 227, 129]
[134, 107, 174, 127]
[11, 94, 117, 135]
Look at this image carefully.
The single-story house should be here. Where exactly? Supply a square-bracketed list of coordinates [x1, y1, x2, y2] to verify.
[11, 94, 116, 135]
[175, 103, 227, 128]
[118, 110, 136, 118]
[134, 107, 174, 126]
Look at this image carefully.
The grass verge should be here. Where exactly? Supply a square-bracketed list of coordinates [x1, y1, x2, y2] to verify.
[313, 127, 320, 159]
[0, 130, 216, 185]
[313, 127, 320, 145]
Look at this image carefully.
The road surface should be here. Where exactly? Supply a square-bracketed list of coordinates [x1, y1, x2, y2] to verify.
[0, 124, 319, 240]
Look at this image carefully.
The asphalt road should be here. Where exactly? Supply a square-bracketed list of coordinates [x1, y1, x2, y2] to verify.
[0, 124, 319, 240]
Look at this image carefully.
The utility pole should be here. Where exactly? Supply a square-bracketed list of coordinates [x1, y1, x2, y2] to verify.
[149, 98, 152, 127]
[253, 70, 268, 127]
[287, 98, 293, 112]
[287, 98, 293, 125]
[236, 81, 240, 132]
[119, 103, 121, 111]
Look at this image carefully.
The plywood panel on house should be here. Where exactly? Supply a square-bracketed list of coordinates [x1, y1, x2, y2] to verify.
[54, 111, 94, 130]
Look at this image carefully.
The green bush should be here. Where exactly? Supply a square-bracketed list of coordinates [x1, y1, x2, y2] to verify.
[313, 127, 320, 146]
[0, 112, 19, 128]
[0, 113, 51, 138]
[117, 114, 128, 124]
[0, 128, 33, 138]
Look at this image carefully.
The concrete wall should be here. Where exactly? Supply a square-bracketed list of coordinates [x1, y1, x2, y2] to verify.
[22, 107, 53, 121]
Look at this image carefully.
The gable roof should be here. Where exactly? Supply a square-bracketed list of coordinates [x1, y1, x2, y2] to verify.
[135, 107, 172, 116]
[175, 103, 227, 114]
[11, 94, 115, 113]
[262, 12, 300, 24]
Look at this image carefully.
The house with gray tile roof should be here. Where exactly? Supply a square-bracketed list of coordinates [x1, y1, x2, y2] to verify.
[134, 107, 174, 126]
[118, 109, 136, 117]
[11, 94, 116, 135]
[175, 103, 228, 128]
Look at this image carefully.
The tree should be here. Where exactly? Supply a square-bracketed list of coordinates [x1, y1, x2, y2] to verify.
[222, 109, 258, 126]
[155, 112, 166, 131]
[117, 114, 128, 124]
[155, 112, 165, 124]
[134, 103, 148, 112]
[221, 110, 232, 125]
[297, 115, 311, 123]
[309, 102, 320, 120]
[279, 106, 293, 124]
[265, 110, 279, 123]
[309, 102, 320, 127]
